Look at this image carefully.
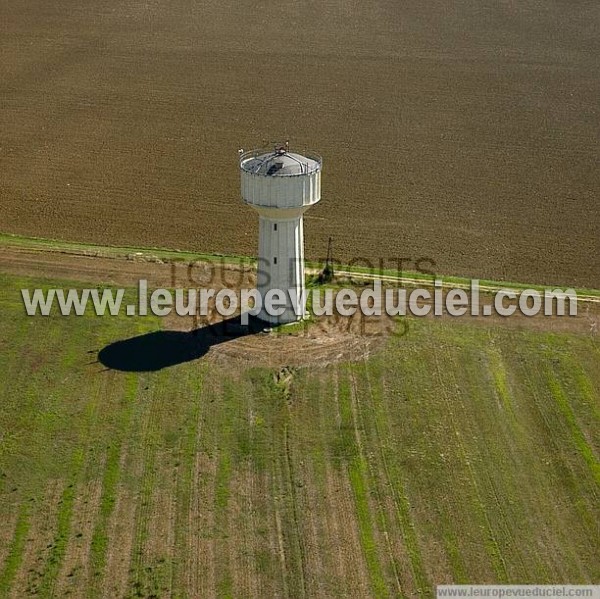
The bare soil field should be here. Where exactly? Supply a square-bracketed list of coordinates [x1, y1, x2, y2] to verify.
[1, 0, 599, 288]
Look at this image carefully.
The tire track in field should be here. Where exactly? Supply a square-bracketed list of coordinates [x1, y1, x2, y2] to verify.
[127, 465, 155, 597]
[326, 367, 373, 597]
[352, 362, 437, 594]
[349, 367, 404, 597]
[229, 467, 254, 598]
[359, 362, 430, 596]
[527, 353, 599, 548]
[484, 344, 566, 581]
[34, 335, 119, 597]
[432, 350, 510, 583]
[224, 380, 253, 599]
[0, 303, 129, 596]
[7, 481, 63, 598]
[28, 357, 103, 596]
[342, 367, 389, 598]
[213, 378, 235, 598]
[186, 452, 216, 599]
[98, 370, 152, 596]
[546, 369, 600, 486]
[85, 373, 138, 598]
[185, 370, 218, 599]
[508, 347, 597, 581]
[248, 469, 272, 598]
[53, 478, 103, 596]
[227, 465, 274, 598]
[282, 418, 308, 598]
[265, 375, 308, 598]
[124, 376, 163, 598]
[228, 379, 276, 599]
[0, 504, 30, 596]
[272, 488, 289, 598]
[457, 344, 531, 582]
[562, 351, 600, 424]
[0, 315, 51, 594]
[246, 436, 274, 597]
[98, 452, 136, 599]
[168, 369, 203, 597]
[291, 373, 342, 597]
[305, 370, 366, 597]
[95, 371, 144, 598]
[386, 337, 482, 583]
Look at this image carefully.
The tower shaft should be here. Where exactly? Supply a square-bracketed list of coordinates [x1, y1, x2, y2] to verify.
[257, 214, 305, 324]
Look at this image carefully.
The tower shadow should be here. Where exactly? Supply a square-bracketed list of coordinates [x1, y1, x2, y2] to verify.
[97, 315, 268, 372]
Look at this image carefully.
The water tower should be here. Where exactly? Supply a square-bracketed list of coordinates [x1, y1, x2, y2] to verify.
[240, 145, 322, 325]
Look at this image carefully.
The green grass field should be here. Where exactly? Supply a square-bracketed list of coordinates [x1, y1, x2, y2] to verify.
[0, 272, 598, 598]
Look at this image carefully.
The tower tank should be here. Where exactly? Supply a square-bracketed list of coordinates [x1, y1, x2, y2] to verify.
[240, 145, 322, 324]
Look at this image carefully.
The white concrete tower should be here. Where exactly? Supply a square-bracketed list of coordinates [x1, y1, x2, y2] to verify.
[240, 146, 322, 325]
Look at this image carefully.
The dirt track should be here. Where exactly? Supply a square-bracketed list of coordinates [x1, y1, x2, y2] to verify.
[1, 0, 599, 288]
[1, 244, 597, 358]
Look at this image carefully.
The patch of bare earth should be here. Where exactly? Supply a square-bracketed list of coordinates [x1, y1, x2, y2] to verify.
[184, 452, 217, 599]
[208, 316, 390, 368]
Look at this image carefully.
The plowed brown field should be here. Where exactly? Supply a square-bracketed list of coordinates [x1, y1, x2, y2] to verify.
[2, 0, 599, 288]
